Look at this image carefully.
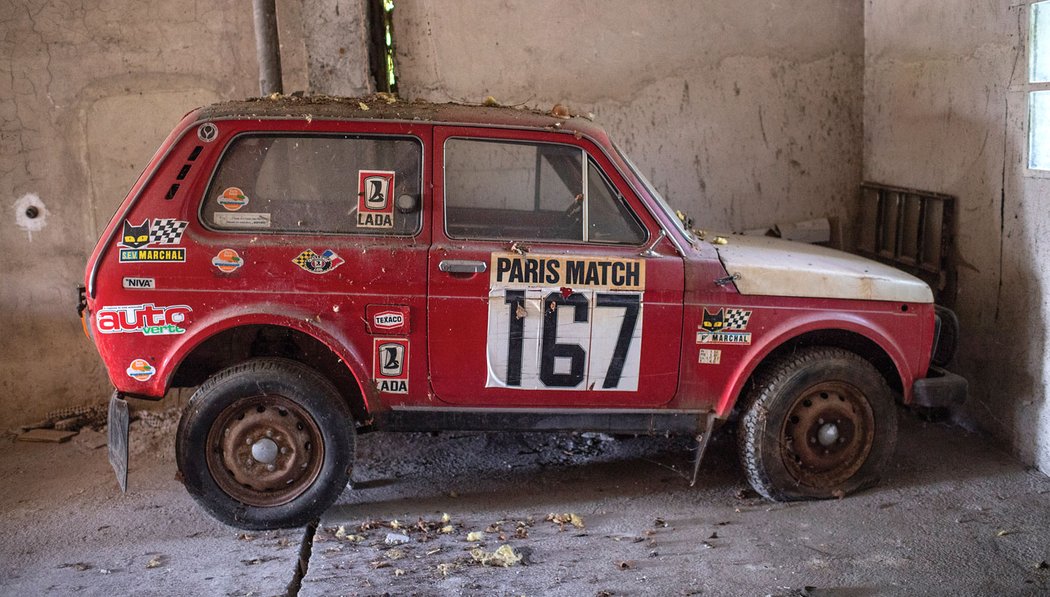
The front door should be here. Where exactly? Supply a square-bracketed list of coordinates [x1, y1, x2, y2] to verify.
[427, 127, 684, 408]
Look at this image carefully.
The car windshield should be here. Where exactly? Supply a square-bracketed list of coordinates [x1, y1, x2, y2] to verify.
[612, 143, 696, 244]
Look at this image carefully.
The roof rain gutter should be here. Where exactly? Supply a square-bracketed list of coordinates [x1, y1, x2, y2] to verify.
[252, 0, 284, 95]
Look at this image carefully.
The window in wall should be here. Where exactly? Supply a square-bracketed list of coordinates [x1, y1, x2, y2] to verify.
[202, 135, 422, 235]
[1029, 1, 1050, 170]
[443, 138, 647, 245]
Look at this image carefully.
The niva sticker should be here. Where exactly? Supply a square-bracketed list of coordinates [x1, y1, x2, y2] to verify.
[96, 304, 191, 336]
[373, 338, 409, 394]
[357, 170, 395, 229]
[293, 249, 344, 274]
[212, 248, 243, 273]
[118, 218, 188, 263]
[217, 187, 249, 211]
[122, 277, 155, 289]
[126, 359, 156, 381]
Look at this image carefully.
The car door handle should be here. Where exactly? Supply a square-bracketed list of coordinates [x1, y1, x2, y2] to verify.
[439, 260, 487, 274]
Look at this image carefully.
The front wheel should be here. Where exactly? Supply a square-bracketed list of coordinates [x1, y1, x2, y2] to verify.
[737, 347, 897, 501]
[176, 358, 355, 529]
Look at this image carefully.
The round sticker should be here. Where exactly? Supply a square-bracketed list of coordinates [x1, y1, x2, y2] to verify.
[217, 187, 249, 211]
[126, 359, 156, 382]
[211, 248, 243, 273]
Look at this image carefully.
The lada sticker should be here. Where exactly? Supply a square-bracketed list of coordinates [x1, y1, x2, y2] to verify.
[357, 170, 395, 229]
[373, 338, 409, 394]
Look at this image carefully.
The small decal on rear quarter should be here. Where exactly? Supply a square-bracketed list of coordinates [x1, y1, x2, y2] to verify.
[122, 277, 155, 290]
[211, 248, 243, 273]
[126, 359, 156, 381]
[292, 249, 344, 274]
[373, 338, 409, 394]
[217, 187, 249, 211]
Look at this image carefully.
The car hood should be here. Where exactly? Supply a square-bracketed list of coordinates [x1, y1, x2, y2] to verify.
[712, 234, 933, 303]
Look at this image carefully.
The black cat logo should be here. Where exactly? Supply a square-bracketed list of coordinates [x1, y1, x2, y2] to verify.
[121, 220, 151, 248]
[701, 309, 725, 332]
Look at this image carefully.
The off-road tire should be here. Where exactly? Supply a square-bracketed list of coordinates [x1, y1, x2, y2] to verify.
[737, 347, 897, 501]
[176, 358, 355, 529]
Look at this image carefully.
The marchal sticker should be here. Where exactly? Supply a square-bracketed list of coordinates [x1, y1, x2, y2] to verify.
[95, 304, 191, 336]
[217, 187, 249, 211]
[357, 170, 395, 229]
[293, 249, 345, 274]
[126, 359, 156, 381]
[695, 307, 753, 345]
[212, 248, 243, 273]
[373, 338, 409, 394]
[117, 218, 188, 263]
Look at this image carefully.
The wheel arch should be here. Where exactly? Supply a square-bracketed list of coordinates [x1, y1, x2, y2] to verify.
[717, 321, 912, 419]
[166, 316, 374, 424]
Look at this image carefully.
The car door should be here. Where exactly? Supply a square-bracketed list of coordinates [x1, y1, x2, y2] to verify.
[427, 126, 684, 408]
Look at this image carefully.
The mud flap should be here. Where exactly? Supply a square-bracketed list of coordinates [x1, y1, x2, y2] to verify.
[108, 391, 129, 492]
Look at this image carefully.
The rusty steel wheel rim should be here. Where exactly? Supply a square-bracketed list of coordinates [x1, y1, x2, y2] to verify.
[206, 394, 324, 507]
[781, 381, 875, 489]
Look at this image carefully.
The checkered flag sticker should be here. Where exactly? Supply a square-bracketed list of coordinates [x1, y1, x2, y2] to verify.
[293, 249, 318, 268]
[723, 308, 752, 331]
[149, 219, 188, 245]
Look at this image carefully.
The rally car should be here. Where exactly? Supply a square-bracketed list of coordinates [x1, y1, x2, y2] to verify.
[81, 95, 965, 529]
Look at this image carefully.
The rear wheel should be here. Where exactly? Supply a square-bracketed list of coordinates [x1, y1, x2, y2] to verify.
[176, 358, 354, 529]
[737, 347, 897, 500]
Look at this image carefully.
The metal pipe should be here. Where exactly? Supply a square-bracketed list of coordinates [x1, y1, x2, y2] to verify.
[252, 0, 283, 95]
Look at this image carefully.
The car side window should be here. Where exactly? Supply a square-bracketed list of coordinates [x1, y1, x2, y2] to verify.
[444, 138, 647, 244]
[202, 134, 422, 235]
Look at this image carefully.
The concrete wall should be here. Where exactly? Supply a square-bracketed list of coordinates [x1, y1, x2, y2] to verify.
[0, 0, 369, 427]
[394, 0, 865, 235]
[865, 0, 1050, 473]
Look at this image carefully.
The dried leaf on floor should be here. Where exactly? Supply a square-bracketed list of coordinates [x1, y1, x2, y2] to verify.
[546, 512, 584, 529]
[471, 544, 522, 567]
[996, 529, 1018, 537]
[145, 556, 163, 569]
[467, 531, 485, 542]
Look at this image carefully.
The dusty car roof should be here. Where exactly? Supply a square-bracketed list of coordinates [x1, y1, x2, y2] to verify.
[194, 94, 606, 137]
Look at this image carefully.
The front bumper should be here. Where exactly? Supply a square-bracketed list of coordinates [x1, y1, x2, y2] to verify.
[911, 366, 968, 408]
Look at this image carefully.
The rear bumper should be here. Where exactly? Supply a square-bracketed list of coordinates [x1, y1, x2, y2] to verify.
[911, 366, 968, 408]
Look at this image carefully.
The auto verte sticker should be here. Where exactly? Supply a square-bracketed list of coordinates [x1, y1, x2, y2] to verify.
[486, 253, 645, 392]
[95, 304, 192, 336]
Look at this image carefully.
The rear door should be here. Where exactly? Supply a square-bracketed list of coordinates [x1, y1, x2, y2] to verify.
[427, 127, 684, 408]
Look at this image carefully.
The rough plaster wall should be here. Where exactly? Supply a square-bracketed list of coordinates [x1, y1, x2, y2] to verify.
[865, 0, 1050, 472]
[0, 0, 369, 427]
[394, 0, 864, 234]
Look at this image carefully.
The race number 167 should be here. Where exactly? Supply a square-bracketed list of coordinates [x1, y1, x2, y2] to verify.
[485, 289, 643, 392]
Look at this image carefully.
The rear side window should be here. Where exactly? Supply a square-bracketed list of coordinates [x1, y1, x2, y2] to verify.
[202, 134, 422, 235]
[443, 138, 647, 244]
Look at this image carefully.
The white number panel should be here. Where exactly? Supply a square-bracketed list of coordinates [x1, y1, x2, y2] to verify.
[485, 288, 643, 391]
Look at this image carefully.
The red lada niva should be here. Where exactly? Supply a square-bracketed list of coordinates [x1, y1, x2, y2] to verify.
[81, 95, 966, 529]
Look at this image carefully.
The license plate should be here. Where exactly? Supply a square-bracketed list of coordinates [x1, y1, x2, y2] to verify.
[108, 392, 129, 492]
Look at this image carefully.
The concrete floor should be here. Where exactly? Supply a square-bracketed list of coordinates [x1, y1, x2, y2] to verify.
[1, 410, 1048, 596]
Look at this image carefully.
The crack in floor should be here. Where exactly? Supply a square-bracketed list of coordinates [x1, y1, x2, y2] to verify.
[285, 520, 318, 596]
